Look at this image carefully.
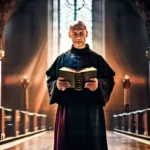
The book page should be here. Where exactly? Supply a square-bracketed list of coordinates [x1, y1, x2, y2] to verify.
[59, 67, 97, 73]
[59, 67, 77, 73]
[80, 67, 97, 73]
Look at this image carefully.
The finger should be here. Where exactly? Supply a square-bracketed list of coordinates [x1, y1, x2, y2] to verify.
[58, 80, 70, 84]
[90, 86, 97, 91]
[85, 83, 96, 88]
[61, 83, 71, 90]
[87, 81, 98, 88]
[90, 88, 93, 91]
[59, 83, 70, 88]
[57, 83, 69, 89]
[64, 83, 71, 88]
[61, 87, 66, 91]
[90, 78, 97, 82]
[60, 81, 71, 86]
[84, 83, 89, 88]
[85, 83, 97, 91]
[84, 84, 88, 88]
[85, 82, 92, 86]
[85, 84, 91, 90]
[58, 77, 65, 81]
[57, 79, 70, 84]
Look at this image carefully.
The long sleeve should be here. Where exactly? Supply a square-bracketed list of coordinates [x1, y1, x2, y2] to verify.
[46, 56, 66, 105]
[93, 56, 115, 106]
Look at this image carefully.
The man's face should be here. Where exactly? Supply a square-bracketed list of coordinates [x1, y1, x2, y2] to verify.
[69, 25, 88, 49]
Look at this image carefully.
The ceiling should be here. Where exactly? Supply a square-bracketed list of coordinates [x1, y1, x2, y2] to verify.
[132, 0, 150, 35]
[0, 0, 150, 39]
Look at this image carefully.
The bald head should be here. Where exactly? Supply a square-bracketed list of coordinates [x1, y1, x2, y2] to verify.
[69, 20, 87, 31]
[69, 20, 88, 49]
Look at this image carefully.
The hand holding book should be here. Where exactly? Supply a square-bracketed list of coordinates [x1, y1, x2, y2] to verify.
[56, 77, 71, 91]
[59, 67, 97, 91]
[84, 78, 98, 91]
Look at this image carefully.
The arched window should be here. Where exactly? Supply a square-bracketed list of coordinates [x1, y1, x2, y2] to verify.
[48, 0, 105, 65]
[59, 0, 92, 53]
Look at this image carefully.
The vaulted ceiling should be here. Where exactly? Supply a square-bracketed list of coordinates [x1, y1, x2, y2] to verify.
[0, 0, 24, 48]
[0, 0, 150, 44]
[132, 0, 150, 35]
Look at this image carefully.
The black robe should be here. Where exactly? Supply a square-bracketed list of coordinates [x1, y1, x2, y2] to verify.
[46, 44, 115, 150]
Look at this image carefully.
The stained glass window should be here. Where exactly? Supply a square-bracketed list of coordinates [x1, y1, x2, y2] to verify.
[59, 0, 92, 53]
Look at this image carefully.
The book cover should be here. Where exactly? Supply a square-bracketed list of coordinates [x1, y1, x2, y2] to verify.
[59, 67, 97, 91]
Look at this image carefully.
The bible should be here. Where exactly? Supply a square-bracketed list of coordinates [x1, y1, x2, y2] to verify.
[59, 67, 97, 91]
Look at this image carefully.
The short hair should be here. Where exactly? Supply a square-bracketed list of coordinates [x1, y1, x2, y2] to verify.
[69, 20, 87, 31]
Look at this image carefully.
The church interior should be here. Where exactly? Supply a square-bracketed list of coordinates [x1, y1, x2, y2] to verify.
[0, 0, 150, 149]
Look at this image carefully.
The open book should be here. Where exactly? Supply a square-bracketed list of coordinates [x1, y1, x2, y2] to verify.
[59, 67, 97, 91]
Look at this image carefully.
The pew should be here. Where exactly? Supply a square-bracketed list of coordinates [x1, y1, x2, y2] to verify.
[135, 111, 144, 135]
[143, 110, 150, 136]
[113, 108, 150, 141]
[20, 111, 29, 134]
[4, 109, 21, 137]
[0, 107, 47, 141]
[113, 115, 121, 130]
[28, 113, 38, 132]
[13, 110, 21, 136]
[128, 113, 136, 133]
[37, 114, 46, 130]
[20, 111, 47, 134]
[113, 115, 118, 129]
[121, 114, 128, 131]
[4, 108, 14, 137]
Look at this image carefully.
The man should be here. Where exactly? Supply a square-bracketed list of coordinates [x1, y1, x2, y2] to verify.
[46, 21, 115, 150]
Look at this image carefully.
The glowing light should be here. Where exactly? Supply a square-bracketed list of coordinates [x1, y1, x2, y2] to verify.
[0, 50, 5, 59]
[24, 75, 28, 79]
[125, 75, 129, 80]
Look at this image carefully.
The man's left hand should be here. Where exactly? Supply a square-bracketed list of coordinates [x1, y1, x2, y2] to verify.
[84, 78, 98, 91]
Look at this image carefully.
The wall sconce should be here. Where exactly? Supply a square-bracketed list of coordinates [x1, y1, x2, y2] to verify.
[122, 75, 131, 112]
[145, 47, 150, 59]
[0, 47, 5, 60]
[21, 75, 31, 111]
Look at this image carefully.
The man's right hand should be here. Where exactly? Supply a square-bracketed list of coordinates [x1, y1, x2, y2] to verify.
[56, 77, 70, 91]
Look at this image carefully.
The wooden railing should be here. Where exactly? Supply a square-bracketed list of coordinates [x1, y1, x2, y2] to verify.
[113, 108, 150, 136]
[0, 107, 47, 140]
